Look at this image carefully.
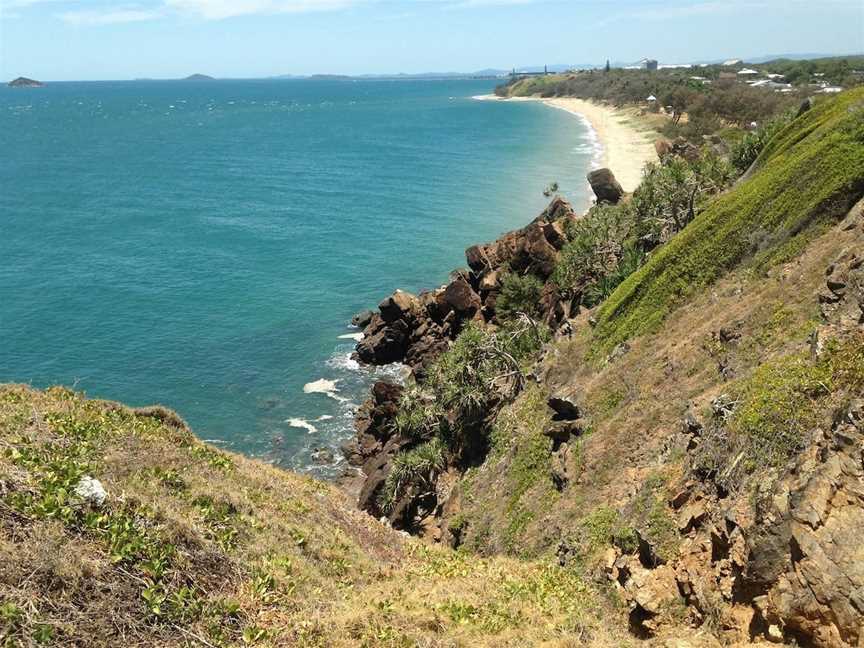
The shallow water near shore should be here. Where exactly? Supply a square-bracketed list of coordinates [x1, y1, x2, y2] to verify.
[1, 78, 598, 475]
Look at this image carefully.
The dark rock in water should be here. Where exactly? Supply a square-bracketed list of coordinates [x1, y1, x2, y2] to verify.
[343, 380, 404, 468]
[587, 168, 624, 204]
[355, 316, 410, 364]
[8, 77, 43, 88]
[378, 290, 418, 323]
[351, 310, 375, 329]
[310, 447, 335, 464]
[548, 393, 581, 421]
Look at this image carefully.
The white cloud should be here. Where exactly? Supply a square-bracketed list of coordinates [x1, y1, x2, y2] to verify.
[57, 7, 162, 24]
[164, 0, 366, 20]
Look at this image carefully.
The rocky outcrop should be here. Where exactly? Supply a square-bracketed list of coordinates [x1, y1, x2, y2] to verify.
[819, 250, 863, 328]
[604, 391, 864, 646]
[587, 168, 624, 204]
[350, 197, 578, 376]
[344, 197, 580, 530]
[747, 415, 864, 647]
[342, 381, 403, 469]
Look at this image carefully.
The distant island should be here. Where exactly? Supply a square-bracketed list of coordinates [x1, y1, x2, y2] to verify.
[184, 73, 215, 81]
[8, 77, 44, 88]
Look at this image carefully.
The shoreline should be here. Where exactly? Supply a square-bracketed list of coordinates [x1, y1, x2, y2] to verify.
[475, 94, 657, 193]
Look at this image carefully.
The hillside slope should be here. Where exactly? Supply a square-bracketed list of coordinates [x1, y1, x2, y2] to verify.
[3, 89, 863, 648]
[0, 385, 631, 647]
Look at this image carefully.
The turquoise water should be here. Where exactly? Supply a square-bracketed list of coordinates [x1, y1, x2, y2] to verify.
[0, 79, 598, 474]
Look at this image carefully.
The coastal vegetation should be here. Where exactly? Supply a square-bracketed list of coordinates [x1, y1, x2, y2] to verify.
[593, 86, 864, 350]
[4, 72, 864, 646]
[343, 83, 864, 644]
[497, 55, 864, 143]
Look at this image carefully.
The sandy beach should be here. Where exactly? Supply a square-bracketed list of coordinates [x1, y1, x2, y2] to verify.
[476, 95, 657, 193]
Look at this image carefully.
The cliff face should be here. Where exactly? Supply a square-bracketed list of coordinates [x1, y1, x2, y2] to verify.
[343, 87, 864, 646]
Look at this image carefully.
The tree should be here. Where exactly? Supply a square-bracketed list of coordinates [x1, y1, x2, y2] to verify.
[605, 59, 611, 73]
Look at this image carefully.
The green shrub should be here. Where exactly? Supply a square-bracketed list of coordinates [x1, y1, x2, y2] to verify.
[378, 438, 446, 513]
[631, 153, 735, 249]
[594, 88, 864, 352]
[730, 111, 795, 173]
[393, 384, 444, 439]
[697, 333, 863, 488]
[553, 203, 632, 297]
[429, 321, 546, 418]
[583, 243, 645, 308]
[495, 272, 544, 322]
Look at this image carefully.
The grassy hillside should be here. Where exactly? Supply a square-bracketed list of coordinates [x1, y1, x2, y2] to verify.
[0, 385, 627, 647]
[593, 87, 864, 351]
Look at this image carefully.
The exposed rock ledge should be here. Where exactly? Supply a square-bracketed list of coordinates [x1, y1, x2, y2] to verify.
[352, 196, 577, 379]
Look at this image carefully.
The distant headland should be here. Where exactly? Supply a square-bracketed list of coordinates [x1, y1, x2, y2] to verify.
[184, 73, 215, 81]
[8, 77, 44, 88]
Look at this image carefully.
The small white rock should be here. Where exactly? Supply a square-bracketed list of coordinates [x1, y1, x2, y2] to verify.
[74, 476, 108, 506]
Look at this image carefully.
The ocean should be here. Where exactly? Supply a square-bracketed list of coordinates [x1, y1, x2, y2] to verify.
[0, 78, 600, 475]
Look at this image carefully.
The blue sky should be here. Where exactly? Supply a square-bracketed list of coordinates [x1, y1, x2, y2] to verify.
[1, 0, 862, 80]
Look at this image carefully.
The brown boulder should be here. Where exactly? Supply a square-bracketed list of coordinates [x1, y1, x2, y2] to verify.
[355, 320, 410, 364]
[511, 223, 559, 278]
[541, 220, 567, 250]
[378, 289, 418, 323]
[587, 168, 624, 204]
[655, 138, 673, 159]
[443, 277, 481, 316]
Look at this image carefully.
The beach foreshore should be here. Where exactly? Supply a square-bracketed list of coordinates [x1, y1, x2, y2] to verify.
[475, 95, 657, 193]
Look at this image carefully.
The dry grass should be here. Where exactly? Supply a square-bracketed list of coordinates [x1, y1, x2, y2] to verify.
[0, 384, 634, 647]
[445, 206, 862, 563]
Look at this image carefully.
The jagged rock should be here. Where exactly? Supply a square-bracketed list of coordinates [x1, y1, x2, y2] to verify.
[355, 319, 410, 364]
[541, 220, 567, 250]
[357, 438, 404, 517]
[548, 393, 581, 421]
[544, 420, 583, 445]
[534, 196, 575, 224]
[551, 442, 572, 491]
[819, 251, 864, 325]
[504, 222, 560, 279]
[443, 277, 481, 316]
[626, 563, 680, 635]
[344, 381, 404, 467]
[378, 290, 418, 323]
[465, 245, 490, 273]
[479, 269, 500, 292]
[672, 137, 701, 162]
[749, 423, 864, 647]
[678, 499, 708, 533]
[351, 310, 375, 328]
[682, 411, 703, 435]
[587, 168, 624, 204]
[311, 447, 335, 464]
